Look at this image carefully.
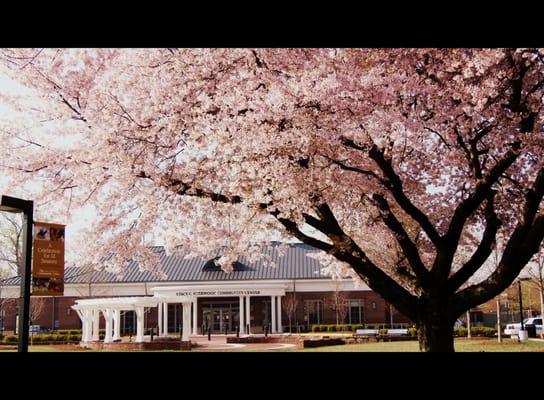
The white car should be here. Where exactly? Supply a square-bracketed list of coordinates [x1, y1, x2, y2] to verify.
[504, 317, 543, 336]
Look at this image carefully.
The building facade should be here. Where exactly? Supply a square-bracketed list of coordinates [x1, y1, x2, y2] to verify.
[0, 243, 410, 336]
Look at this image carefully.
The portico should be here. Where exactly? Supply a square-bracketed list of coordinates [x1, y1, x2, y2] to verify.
[72, 282, 286, 345]
[152, 283, 287, 336]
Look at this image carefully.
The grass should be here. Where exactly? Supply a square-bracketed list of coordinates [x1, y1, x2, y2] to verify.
[2, 337, 543, 352]
[294, 338, 544, 352]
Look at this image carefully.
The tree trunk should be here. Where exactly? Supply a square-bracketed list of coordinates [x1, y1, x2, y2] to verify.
[417, 317, 455, 352]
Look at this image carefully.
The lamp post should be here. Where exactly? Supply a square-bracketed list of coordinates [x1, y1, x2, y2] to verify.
[0, 195, 34, 353]
[519, 280, 524, 330]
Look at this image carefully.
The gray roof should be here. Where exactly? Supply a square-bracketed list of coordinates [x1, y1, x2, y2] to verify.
[2, 242, 331, 286]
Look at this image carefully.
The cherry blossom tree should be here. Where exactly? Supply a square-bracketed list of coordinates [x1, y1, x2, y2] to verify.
[0, 48, 543, 351]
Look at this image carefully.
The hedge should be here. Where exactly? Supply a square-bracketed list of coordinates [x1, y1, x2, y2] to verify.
[3, 333, 83, 343]
[311, 324, 364, 332]
[56, 329, 82, 335]
[454, 327, 496, 337]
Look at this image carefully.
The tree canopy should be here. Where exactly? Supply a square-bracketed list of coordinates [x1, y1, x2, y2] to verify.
[0, 48, 543, 350]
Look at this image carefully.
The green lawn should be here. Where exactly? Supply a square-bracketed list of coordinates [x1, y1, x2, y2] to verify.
[295, 338, 544, 352]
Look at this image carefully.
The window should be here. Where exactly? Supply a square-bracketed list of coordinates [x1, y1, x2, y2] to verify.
[348, 300, 364, 324]
[66, 308, 71, 316]
[371, 302, 377, 310]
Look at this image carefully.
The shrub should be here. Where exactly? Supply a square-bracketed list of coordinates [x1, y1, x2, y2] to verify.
[407, 327, 417, 337]
[69, 334, 82, 341]
[378, 329, 389, 336]
[327, 325, 337, 332]
[311, 325, 321, 332]
[352, 324, 364, 331]
[471, 327, 496, 337]
[3, 335, 18, 343]
[60, 334, 71, 342]
[455, 328, 468, 337]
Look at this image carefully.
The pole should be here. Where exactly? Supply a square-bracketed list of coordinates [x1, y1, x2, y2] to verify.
[540, 286, 544, 339]
[497, 297, 502, 343]
[518, 280, 524, 331]
[20, 200, 34, 352]
[466, 310, 471, 338]
[390, 304, 394, 328]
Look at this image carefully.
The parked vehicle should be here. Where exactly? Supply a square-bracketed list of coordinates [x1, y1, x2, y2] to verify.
[504, 317, 543, 336]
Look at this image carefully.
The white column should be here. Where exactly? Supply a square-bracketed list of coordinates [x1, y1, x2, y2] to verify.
[75, 309, 87, 342]
[135, 307, 144, 343]
[103, 309, 113, 343]
[246, 295, 251, 334]
[277, 296, 283, 333]
[84, 309, 92, 342]
[239, 296, 245, 335]
[192, 299, 198, 335]
[182, 302, 191, 341]
[271, 296, 277, 333]
[163, 303, 169, 336]
[92, 309, 100, 341]
[113, 309, 121, 341]
[158, 303, 163, 336]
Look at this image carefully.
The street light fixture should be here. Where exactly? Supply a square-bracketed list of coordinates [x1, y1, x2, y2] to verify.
[0, 195, 33, 353]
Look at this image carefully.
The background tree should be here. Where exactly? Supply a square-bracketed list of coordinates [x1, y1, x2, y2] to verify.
[0, 213, 23, 277]
[0, 213, 22, 335]
[325, 281, 349, 326]
[28, 297, 44, 326]
[0, 48, 543, 351]
[282, 291, 298, 334]
[524, 248, 544, 338]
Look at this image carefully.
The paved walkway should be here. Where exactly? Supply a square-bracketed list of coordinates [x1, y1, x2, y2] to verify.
[189, 334, 297, 351]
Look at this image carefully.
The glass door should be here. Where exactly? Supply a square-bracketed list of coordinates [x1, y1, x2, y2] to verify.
[201, 303, 240, 333]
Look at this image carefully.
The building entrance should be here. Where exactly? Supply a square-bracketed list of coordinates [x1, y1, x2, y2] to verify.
[202, 302, 239, 333]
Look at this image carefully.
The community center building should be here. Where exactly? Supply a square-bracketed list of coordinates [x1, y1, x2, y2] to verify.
[0, 242, 410, 342]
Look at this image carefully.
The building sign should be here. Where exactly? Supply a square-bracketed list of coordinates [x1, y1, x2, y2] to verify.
[175, 290, 262, 297]
[32, 222, 65, 296]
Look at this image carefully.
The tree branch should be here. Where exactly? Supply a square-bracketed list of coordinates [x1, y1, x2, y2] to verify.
[447, 191, 501, 292]
[434, 140, 521, 279]
[370, 194, 431, 289]
[306, 201, 420, 319]
[345, 140, 443, 246]
[271, 212, 334, 253]
[323, 155, 384, 183]
[451, 167, 544, 313]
